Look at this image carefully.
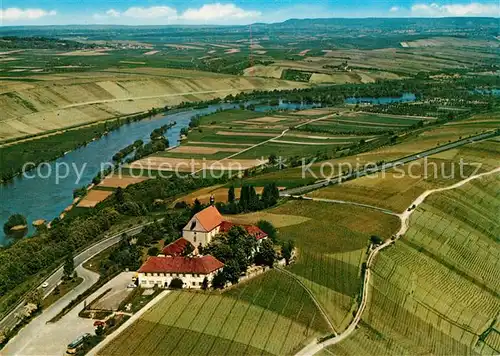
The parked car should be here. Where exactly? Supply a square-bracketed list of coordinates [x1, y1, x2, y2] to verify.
[127, 283, 137, 288]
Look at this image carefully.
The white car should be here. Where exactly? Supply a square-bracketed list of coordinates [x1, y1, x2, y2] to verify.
[127, 283, 137, 289]
[41, 282, 49, 288]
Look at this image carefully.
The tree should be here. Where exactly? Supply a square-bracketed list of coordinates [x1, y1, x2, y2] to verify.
[95, 324, 105, 337]
[239, 185, 249, 211]
[281, 240, 295, 266]
[257, 220, 278, 242]
[191, 199, 203, 216]
[248, 185, 260, 211]
[370, 235, 383, 245]
[3, 213, 27, 234]
[115, 187, 125, 204]
[201, 277, 209, 290]
[268, 153, 277, 165]
[169, 278, 184, 289]
[211, 272, 227, 289]
[223, 260, 241, 284]
[182, 243, 194, 257]
[255, 239, 276, 267]
[147, 247, 160, 256]
[63, 253, 74, 280]
[261, 183, 279, 208]
[228, 186, 235, 204]
[26, 289, 43, 309]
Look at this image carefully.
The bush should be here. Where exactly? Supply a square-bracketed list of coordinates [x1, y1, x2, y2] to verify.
[147, 247, 160, 256]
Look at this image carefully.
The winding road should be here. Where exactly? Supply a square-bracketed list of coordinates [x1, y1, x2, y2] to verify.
[281, 130, 499, 196]
[0, 222, 158, 334]
[295, 166, 500, 356]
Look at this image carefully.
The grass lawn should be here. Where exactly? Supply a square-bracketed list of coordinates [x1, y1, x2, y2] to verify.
[42, 277, 84, 309]
[225, 199, 400, 331]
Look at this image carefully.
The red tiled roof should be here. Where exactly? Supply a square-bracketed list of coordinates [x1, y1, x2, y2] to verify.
[138, 255, 224, 274]
[194, 206, 223, 231]
[219, 221, 268, 240]
[162, 238, 192, 256]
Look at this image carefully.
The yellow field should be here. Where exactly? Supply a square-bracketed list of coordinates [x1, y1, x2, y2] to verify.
[77, 189, 113, 208]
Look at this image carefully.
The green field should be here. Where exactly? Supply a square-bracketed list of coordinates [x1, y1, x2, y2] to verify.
[260, 200, 400, 330]
[99, 270, 330, 356]
[326, 172, 500, 355]
[309, 139, 500, 212]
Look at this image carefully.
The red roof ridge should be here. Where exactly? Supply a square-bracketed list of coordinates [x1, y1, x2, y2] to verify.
[162, 238, 192, 256]
[192, 206, 223, 232]
[219, 220, 268, 240]
[138, 255, 224, 274]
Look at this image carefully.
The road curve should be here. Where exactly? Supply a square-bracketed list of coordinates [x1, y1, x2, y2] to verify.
[0, 221, 159, 333]
[281, 130, 499, 197]
[295, 166, 500, 355]
[2, 265, 100, 355]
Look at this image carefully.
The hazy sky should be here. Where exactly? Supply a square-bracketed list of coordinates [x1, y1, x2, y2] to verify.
[1, 0, 499, 25]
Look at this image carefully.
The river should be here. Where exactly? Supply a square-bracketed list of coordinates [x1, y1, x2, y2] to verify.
[0, 100, 321, 244]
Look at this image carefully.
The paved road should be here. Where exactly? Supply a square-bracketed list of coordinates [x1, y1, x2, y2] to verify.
[295, 166, 500, 356]
[281, 130, 499, 196]
[3, 272, 135, 356]
[88, 290, 170, 356]
[0, 222, 154, 333]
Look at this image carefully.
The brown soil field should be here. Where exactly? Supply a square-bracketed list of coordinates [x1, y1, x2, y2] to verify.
[77, 190, 113, 208]
[128, 156, 266, 172]
[225, 49, 241, 54]
[247, 116, 287, 123]
[98, 176, 149, 188]
[143, 50, 160, 55]
[216, 131, 277, 137]
[169, 146, 242, 154]
[299, 49, 311, 56]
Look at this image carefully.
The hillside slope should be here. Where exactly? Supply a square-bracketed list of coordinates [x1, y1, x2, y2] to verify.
[0, 68, 306, 141]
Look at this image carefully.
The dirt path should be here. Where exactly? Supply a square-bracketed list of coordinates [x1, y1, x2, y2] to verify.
[295, 166, 500, 356]
[300, 196, 400, 216]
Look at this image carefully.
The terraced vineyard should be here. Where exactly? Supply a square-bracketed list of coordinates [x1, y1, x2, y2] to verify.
[308, 139, 500, 212]
[265, 200, 401, 331]
[325, 172, 500, 355]
[99, 270, 330, 355]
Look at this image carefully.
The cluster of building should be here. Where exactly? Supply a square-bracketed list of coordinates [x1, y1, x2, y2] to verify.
[137, 206, 268, 289]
